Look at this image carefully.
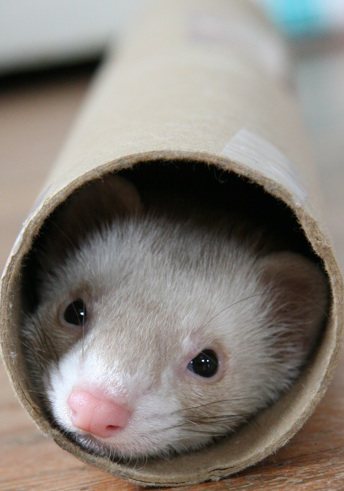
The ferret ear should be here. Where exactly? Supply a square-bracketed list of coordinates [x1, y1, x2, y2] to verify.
[32, 175, 142, 274]
[101, 174, 142, 214]
[258, 252, 328, 357]
[68, 174, 143, 218]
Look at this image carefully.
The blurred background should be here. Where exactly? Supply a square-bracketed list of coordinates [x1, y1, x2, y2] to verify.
[1, 0, 344, 73]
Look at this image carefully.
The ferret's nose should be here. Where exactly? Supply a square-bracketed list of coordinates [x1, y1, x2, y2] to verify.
[67, 389, 130, 438]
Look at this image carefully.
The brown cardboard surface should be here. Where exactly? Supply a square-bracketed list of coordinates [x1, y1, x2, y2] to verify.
[1, 0, 343, 486]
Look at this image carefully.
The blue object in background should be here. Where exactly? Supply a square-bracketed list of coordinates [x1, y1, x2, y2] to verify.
[262, 0, 344, 38]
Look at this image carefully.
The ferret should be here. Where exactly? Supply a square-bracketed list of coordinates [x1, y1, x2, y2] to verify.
[21, 175, 328, 461]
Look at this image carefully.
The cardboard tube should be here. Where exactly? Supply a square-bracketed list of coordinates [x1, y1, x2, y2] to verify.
[1, 0, 343, 486]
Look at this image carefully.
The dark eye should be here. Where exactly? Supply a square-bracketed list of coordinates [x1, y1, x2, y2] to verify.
[63, 299, 88, 326]
[187, 349, 219, 378]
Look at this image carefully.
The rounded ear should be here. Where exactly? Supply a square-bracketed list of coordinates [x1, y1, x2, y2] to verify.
[32, 175, 142, 279]
[257, 251, 329, 357]
[102, 175, 142, 214]
[58, 174, 143, 225]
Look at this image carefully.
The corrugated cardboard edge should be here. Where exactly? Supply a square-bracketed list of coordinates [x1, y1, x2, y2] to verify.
[1, 149, 343, 487]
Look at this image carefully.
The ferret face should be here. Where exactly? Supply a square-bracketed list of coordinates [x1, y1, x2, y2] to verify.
[23, 209, 327, 460]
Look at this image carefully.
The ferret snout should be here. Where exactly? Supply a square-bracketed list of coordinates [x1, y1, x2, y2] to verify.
[67, 389, 131, 438]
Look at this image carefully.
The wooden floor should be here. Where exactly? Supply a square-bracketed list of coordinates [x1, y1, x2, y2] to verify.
[1, 42, 344, 490]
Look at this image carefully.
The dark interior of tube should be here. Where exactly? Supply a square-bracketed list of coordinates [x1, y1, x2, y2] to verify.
[118, 161, 316, 259]
[20, 160, 327, 414]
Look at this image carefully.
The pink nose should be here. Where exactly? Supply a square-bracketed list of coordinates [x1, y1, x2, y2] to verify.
[67, 389, 130, 438]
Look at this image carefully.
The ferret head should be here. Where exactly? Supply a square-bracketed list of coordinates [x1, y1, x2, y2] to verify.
[22, 177, 328, 460]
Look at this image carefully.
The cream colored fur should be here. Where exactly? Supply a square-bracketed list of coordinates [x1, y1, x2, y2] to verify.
[22, 178, 328, 459]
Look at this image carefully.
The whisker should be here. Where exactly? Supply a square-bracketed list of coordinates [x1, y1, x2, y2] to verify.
[200, 292, 264, 330]
[171, 397, 249, 415]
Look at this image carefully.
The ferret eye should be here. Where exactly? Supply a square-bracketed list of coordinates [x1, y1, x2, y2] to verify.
[187, 349, 218, 378]
[63, 299, 88, 326]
